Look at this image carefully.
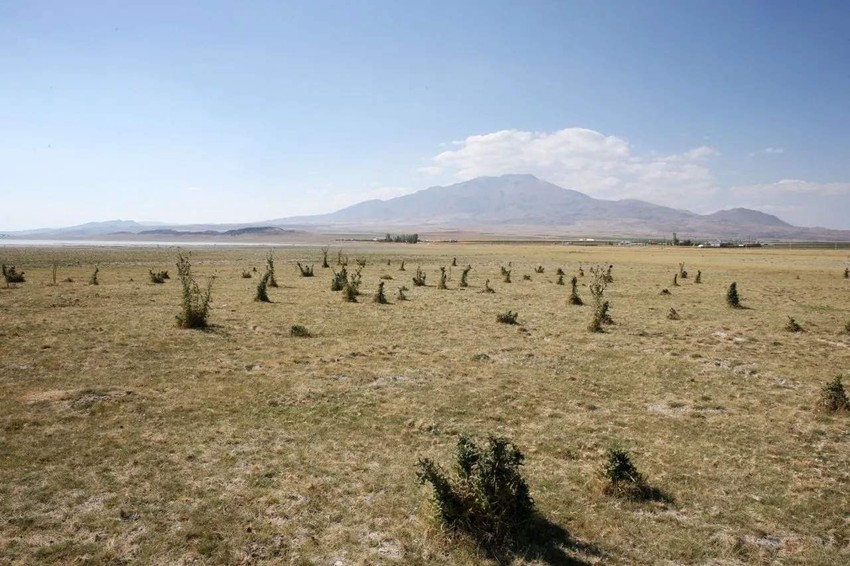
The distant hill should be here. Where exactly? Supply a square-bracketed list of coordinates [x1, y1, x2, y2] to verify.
[271, 174, 839, 239]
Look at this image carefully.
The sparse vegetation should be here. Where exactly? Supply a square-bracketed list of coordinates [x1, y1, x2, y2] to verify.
[672, 273, 679, 287]
[460, 265, 472, 287]
[321, 246, 330, 268]
[496, 310, 518, 324]
[678, 262, 688, 279]
[844, 266, 849, 279]
[785, 316, 803, 332]
[482, 278, 495, 293]
[297, 262, 314, 277]
[149, 270, 168, 284]
[726, 282, 741, 308]
[438, 267, 448, 289]
[416, 434, 534, 551]
[556, 272, 565, 285]
[331, 266, 348, 291]
[817, 376, 848, 413]
[175, 252, 213, 328]
[255, 269, 272, 302]
[396, 285, 409, 301]
[290, 324, 311, 337]
[373, 281, 388, 304]
[241, 270, 252, 278]
[266, 252, 278, 287]
[398, 259, 406, 271]
[412, 266, 427, 287]
[2, 264, 25, 285]
[601, 448, 655, 500]
[534, 265, 544, 273]
[667, 307, 681, 320]
[588, 268, 611, 332]
[88, 266, 99, 286]
[695, 270, 702, 284]
[502, 269, 511, 283]
[569, 276, 583, 305]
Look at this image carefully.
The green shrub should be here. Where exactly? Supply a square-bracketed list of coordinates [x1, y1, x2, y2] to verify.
[321, 246, 330, 269]
[2, 264, 25, 285]
[452, 257, 457, 267]
[497, 310, 518, 324]
[297, 262, 314, 277]
[175, 253, 213, 329]
[588, 269, 611, 332]
[726, 282, 741, 308]
[438, 267, 448, 289]
[785, 316, 803, 332]
[412, 266, 427, 287]
[149, 270, 169, 284]
[331, 267, 348, 291]
[534, 265, 544, 274]
[556, 273, 565, 285]
[266, 253, 278, 287]
[397, 286, 409, 301]
[255, 270, 272, 302]
[374, 281, 388, 304]
[844, 267, 849, 279]
[290, 324, 311, 337]
[556, 267, 565, 276]
[522, 274, 532, 281]
[342, 281, 358, 303]
[88, 266, 99, 286]
[399, 259, 406, 271]
[502, 270, 511, 284]
[667, 307, 680, 320]
[679, 262, 688, 279]
[695, 270, 702, 284]
[602, 448, 649, 498]
[416, 435, 535, 550]
[481, 279, 495, 294]
[460, 265, 472, 288]
[568, 277, 582, 305]
[818, 376, 848, 413]
[578, 266, 585, 277]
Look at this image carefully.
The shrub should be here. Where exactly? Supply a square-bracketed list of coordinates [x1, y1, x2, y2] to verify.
[374, 281, 388, 304]
[556, 273, 565, 285]
[2, 264, 25, 285]
[416, 435, 535, 550]
[845, 320, 850, 334]
[497, 310, 518, 324]
[331, 267, 347, 291]
[89, 266, 99, 286]
[818, 376, 848, 413]
[452, 257, 457, 267]
[349, 267, 363, 295]
[255, 270, 272, 302]
[175, 253, 213, 329]
[588, 269, 611, 332]
[785, 316, 803, 332]
[290, 324, 311, 337]
[695, 270, 702, 284]
[578, 266, 585, 277]
[399, 259, 406, 271]
[297, 262, 314, 277]
[604, 265, 614, 283]
[659, 288, 671, 295]
[522, 274, 532, 281]
[726, 282, 741, 308]
[241, 270, 252, 278]
[601, 448, 650, 499]
[671, 273, 679, 287]
[534, 265, 544, 274]
[438, 267, 448, 289]
[481, 279, 495, 294]
[266, 253, 278, 287]
[149, 270, 168, 284]
[679, 262, 688, 279]
[397, 286, 409, 301]
[502, 270, 511, 284]
[460, 265, 472, 288]
[355, 258, 367, 268]
[667, 307, 681, 320]
[844, 267, 849, 279]
[568, 277, 583, 305]
[342, 281, 358, 303]
[321, 246, 330, 268]
[556, 267, 565, 276]
[51, 262, 57, 286]
[337, 249, 348, 266]
[412, 267, 427, 287]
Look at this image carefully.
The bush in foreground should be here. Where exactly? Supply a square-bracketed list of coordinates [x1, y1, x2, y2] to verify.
[176, 253, 214, 329]
[497, 310, 518, 325]
[417, 435, 535, 551]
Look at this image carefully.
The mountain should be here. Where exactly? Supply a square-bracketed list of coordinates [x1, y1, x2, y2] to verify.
[272, 174, 819, 239]
[5, 175, 849, 241]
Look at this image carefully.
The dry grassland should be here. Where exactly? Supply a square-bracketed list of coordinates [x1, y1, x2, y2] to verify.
[1, 244, 848, 565]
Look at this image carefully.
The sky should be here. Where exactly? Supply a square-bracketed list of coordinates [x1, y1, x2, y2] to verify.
[2, 0, 850, 231]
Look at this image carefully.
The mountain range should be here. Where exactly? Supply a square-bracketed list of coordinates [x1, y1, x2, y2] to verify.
[4, 175, 848, 241]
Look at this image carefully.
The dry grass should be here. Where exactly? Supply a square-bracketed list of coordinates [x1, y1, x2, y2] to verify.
[1, 244, 849, 564]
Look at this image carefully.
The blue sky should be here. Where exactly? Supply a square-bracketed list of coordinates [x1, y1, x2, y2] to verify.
[2, 0, 849, 230]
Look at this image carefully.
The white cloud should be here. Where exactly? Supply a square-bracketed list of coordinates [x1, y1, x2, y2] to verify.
[749, 146, 785, 157]
[430, 128, 719, 209]
[417, 165, 443, 176]
[734, 179, 850, 198]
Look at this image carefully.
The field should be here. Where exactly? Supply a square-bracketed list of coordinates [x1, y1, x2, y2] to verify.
[1, 243, 849, 565]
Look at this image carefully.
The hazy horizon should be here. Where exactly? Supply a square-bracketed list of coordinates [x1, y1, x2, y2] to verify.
[3, 1, 849, 231]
